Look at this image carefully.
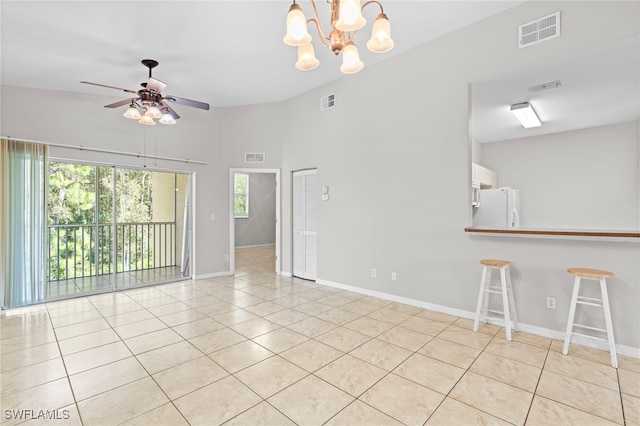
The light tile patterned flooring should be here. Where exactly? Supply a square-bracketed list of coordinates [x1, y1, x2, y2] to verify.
[1, 245, 639, 425]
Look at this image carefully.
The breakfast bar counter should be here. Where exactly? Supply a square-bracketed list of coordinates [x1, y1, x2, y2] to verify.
[465, 227, 640, 242]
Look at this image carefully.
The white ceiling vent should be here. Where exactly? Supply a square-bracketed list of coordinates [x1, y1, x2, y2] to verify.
[519, 12, 560, 49]
[528, 80, 562, 93]
[320, 93, 335, 111]
[245, 152, 265, 163]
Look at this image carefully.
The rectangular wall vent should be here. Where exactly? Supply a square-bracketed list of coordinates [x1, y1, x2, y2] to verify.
[518, 12, 560, 48]
[245, 152, 265, 163]
[320, 93, 335, 111]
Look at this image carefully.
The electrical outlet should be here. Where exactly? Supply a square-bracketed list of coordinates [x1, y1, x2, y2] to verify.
[546, 297, 556, 309]
[224, 254, 229, 262]
[391, 272, 397, 281]
[371, 269, 377, 278]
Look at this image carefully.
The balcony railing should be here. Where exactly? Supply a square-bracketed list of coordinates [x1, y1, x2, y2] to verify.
[48, 222, 176, 281]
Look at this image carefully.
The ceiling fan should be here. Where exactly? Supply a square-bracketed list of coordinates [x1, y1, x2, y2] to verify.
[80, 59, 210, 125]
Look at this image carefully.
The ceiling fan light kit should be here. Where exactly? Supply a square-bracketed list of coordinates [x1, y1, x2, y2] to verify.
[145, 105, 163, 119]
[123, 104, 142, 120]
[159, 113, 176, 125]
[138, 114, 156, 126]
[284, 0, 394, 74]
[81, 59, 210, 126]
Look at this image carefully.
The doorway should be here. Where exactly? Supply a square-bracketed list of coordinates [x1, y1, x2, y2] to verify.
[229, 168, 281, 275]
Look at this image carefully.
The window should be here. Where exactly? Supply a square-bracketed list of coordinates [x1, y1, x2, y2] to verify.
[234, 173, 249, 218]
[47, 161, 187, 282]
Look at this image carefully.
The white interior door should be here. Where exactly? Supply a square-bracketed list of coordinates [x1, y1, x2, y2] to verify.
[293, 169, 317, 280]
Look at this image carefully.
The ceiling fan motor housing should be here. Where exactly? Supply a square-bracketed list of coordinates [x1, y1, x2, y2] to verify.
[138, 90, 162, 106]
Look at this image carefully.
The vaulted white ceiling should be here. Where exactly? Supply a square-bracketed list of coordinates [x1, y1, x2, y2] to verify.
[3, 1, 636, 143]
[1, 1, 525, 108]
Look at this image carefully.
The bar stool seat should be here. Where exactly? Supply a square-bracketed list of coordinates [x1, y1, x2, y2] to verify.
[473, 259, 519, 341]
[563, 267, 617, 368]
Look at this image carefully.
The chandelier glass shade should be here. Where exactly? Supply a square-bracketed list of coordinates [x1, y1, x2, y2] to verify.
[284, 0, 393, 74]
[296, 43, 320, 70]
[284, 4, 312, 46]
[367, 13, 394, 53]
[340, 41, 363, 74]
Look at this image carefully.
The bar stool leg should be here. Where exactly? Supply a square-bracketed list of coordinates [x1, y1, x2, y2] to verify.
[563, 276, 581, 355]
[506, 268, 519, 332]
[482, 268, 493, 322]
[599, 277, 618, 368]
[500, 267, 512, 341]
[473, 266, 488, 332]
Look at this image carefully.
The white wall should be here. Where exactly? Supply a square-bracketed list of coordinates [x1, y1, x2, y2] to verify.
[1, 1, 638, 351]
[481, 121, 639, 229]
[278, 1, 640, 350]
[220, 104, 285, 267]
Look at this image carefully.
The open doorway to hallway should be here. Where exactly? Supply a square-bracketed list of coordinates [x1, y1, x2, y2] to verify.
[229, 168, 281, 275]
[234, 245, 276, 278]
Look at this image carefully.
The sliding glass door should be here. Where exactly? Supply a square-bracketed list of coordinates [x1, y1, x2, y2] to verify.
[46, 161, 191, 299]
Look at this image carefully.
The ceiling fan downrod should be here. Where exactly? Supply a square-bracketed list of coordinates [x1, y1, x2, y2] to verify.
[140, 59, 159, 88]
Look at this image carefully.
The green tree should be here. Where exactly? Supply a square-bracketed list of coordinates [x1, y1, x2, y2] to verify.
[234, 173, 248, 216]
[48, 162, 95, 225]
[48, 162, 157, 280]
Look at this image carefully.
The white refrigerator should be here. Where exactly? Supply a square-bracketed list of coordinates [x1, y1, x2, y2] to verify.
[472, 187, 520, 228]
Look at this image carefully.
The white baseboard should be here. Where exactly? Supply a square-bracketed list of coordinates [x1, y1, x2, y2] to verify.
[194, 271, 233, 280]
[316, 278, 640, 359]
[195, 269, 290, 280]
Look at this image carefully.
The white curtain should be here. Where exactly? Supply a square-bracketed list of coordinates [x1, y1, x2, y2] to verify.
[0, 139, 49, 308]
[180, 175, 192, 277]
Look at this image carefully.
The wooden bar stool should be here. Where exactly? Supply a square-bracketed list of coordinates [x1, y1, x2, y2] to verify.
[473, 259, 519, 341]
[563, 268, 617, 368]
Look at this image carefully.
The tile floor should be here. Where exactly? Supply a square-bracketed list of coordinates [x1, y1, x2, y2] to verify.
[1, 245, 639, 425]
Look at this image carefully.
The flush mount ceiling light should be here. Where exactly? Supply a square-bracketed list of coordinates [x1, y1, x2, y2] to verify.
[283, 0, 394, 74]
[510, 102, 542, 128]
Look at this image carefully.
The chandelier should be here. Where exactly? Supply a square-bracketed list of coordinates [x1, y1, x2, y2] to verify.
[283, 0, 394, 74]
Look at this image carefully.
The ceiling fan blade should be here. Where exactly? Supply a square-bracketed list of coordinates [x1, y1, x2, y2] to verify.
[160, 101, 180, 119]
[147, 77, 167, 93]
[164, 95, 210, 110]
[104, 98, 136, 108]
[80, 81, 138, 94]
